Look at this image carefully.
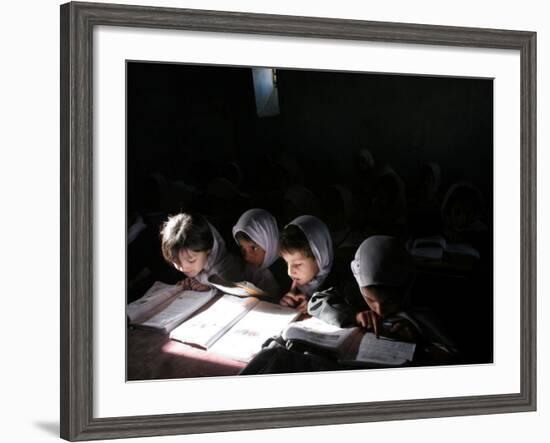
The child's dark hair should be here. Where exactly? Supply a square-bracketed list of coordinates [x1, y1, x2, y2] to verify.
[234, 231, 252, 243]
[279, 224, 314, 258]
[160, 213, 213, 265]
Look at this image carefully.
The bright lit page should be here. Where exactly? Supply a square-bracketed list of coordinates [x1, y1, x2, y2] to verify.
[169, 294, 259, 348]
[282, 316, 359, 353]
[209, 302, 300, 362]
[140, 288, 217, 333]
[353, 333, 416, 366]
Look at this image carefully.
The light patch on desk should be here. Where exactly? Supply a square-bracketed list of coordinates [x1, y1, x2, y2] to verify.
[161, 340, 244, 369]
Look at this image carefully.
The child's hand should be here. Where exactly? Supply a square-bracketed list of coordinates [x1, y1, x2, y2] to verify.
[177, 278, 193, 290]
[280, 292, 308, 313]
[279, 280, 308, 312]
[188, 278, 211, 292]
[295, 295, 309, 314]
[356, 310, 382, 338]
[177, 278, 210, 292]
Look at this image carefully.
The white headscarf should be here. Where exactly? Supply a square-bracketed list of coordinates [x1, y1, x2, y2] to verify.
[286, 215, 333, 297]
[351, 235, 413, 289]
[351, 236, 455, 353]
[195, 220, 241, 285]
[232, 209, 280, 269]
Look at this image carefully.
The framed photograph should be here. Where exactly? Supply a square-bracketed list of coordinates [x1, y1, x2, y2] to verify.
[60, 1, 536, 441]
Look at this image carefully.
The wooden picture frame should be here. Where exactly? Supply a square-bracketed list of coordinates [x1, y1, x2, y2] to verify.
[60, 1, 536, 440]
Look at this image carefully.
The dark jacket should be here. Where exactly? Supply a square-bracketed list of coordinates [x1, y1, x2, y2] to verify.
[308, 280, 364, 327]
[308, 283, 459, 361]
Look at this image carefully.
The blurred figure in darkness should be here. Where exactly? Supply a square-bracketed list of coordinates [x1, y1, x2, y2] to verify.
[408, 162, 443, 236]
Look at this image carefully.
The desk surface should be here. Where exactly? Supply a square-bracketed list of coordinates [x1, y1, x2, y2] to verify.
[127, 312, 460, 380]
[127, 328, 246, 380]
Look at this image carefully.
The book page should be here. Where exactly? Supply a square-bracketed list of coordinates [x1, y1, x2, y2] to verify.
[208, 302, 300, 362]
[353, 333, 416, 366]
[169, 295, 259, 348]
[126, 281, 182, 323]
[282, 317, 359, 353]
[139, 288, 218, 333]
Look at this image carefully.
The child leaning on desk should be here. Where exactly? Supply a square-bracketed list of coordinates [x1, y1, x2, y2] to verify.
[308, 235, 459, 362]
[278, 215, 334, 314]
[232, 208, 283, 301]
[160, 212, 243, 291]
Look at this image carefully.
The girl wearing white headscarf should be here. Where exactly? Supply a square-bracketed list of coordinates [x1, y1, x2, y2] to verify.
[160, 213, 243, 290]
[309, 236, 457, 361]
[312, 236, 413, 324]
[232, 209, 282, 298]
[279, 215, 334, 313]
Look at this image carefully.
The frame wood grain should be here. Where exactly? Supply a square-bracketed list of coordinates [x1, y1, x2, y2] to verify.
[60, 1, 536, 440]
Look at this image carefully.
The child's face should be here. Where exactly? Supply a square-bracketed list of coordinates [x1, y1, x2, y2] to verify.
[360, 286, 402, 318]
[237, 238, 266, 268]
[173, 248, 210, 278]
[450, 199, 475, 230]
[281, 250, 319, 287]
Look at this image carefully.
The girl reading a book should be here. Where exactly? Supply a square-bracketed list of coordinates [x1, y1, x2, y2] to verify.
[308, 235, 458, 362]
[349, 235, 415, 337]
[232, 208, 283, 299]
[278, 215, 334, 313]
[160, 212, 242, 291]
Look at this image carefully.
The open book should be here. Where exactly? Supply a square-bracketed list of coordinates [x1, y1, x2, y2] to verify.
[170, 294, 300, 362]
[127, 281, 218, 334]
[282, 317, 416, 367]
[408, 235, 480, 260]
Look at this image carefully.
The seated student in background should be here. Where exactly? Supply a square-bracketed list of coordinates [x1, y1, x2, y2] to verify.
[321, 184, 357, 248]
[232, 208, 282, 300]
[202, 176, 250, 237]
[282, 185, 321, 222]
[408, 162, 443, 236]
[278, 215, 334, 313]
[366, 166, 408, 236]
[160, 212, 243, 291]
[308, 236, 458, 361]
[441, 181, 488, 243]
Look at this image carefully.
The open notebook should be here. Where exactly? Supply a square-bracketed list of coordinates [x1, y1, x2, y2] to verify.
[170, 294, 300, 362]
[127, 281, 217, 334]
[282, 317, 416, 367]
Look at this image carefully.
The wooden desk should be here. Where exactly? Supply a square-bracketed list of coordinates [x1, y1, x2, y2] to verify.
[127, 327, 246, 381]
[127, 293, 303, 381]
